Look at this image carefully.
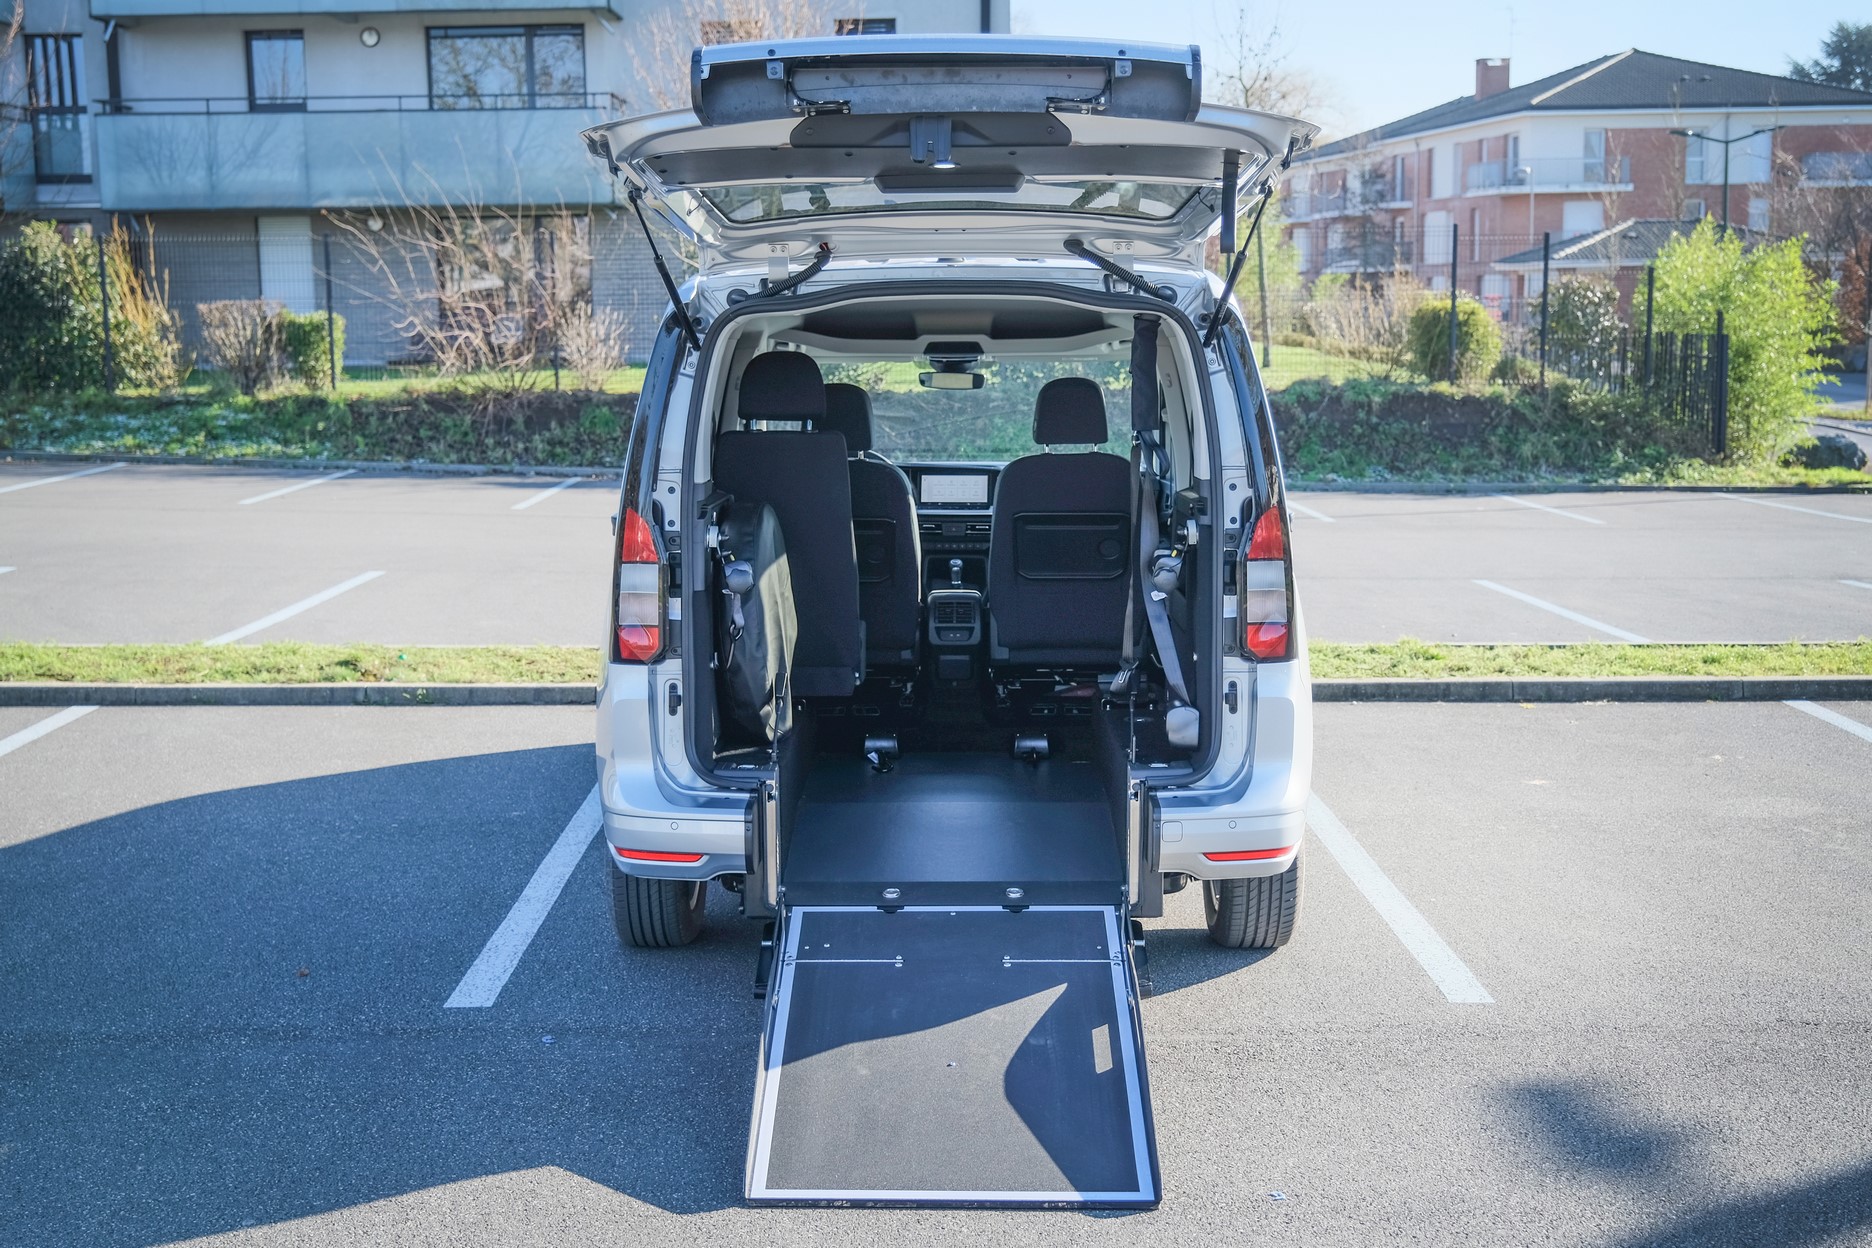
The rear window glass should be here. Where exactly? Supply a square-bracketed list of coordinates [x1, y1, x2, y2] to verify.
[694, 179, 1198, 224]
[818, 358, 1131, 463]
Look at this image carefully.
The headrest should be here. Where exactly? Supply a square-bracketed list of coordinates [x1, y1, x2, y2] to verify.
[1032, 377, 1108, 445]
[738, 351, 826, 422]
[821, 384, 873, 454]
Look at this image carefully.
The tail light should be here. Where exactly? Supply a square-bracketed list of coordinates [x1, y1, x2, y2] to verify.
[615, 507, 664, 663]
[1239, 502, 1292, 660]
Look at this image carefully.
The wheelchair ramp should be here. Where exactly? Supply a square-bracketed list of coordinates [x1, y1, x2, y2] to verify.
[745, 905, 1159, 1208]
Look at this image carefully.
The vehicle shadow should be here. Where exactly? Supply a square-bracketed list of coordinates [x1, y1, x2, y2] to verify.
[1501, 1079, 1872, 1246]
[0, 746, 761, 1246]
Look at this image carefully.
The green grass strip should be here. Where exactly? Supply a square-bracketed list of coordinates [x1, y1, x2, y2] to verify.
[0, 642, 601, 685]
[1311, 639, 1872, 680]
[3, 639, 1869, 686]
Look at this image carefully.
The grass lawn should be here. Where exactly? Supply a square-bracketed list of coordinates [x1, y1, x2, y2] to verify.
[5, 640, 1868, 685]
[1310, 639, 1872, 680]
[1256, 345, 1388, 390]
[0, 643, 601, 685]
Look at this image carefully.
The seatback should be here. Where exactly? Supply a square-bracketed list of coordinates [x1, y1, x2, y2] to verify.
[713, 352, 862, 696]
[822, 383, 922, 669]
[987, 377, 1132, 670]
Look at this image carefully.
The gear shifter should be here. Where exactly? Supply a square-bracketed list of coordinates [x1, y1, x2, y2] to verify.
[949, 557, 964, 588]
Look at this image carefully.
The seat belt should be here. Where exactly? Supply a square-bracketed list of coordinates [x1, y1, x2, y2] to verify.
[1113, 315, 1199, 750]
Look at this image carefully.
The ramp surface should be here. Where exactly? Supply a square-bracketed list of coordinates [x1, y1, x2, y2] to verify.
[747, 905, 1158, 1207]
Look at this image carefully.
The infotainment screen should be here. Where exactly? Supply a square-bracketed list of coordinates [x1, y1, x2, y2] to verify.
[919, 474, 990, 506]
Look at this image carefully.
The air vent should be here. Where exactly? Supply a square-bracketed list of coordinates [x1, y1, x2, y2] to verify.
[965, 521, 991, 536]
[933, 602, 978, 626]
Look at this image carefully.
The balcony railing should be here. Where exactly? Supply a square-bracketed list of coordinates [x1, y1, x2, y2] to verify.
[98, 93, 627, 115]
[91, 0, 620, 17]
[1463, 155, 1632, 192]
[93, 95, 623, 211]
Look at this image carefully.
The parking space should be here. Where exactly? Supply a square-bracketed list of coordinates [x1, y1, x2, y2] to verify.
[1292, 489, 1872, 643]
[0, 463, 618, 646]
[4, 465, 1871, 649]
[4, 700, 1868, 1245]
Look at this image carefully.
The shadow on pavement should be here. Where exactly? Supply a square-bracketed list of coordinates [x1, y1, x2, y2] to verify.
[0, 746, 761, 1246]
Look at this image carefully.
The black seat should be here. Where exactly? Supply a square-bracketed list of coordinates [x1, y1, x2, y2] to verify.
[822, 383, 922, 670]
[713, 352, 862, 696]
[986, 377, 1132, 670]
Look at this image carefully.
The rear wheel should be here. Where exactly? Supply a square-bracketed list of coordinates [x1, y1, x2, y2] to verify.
[1204, 855, 1300, 949]
[610, 868, 707, 948]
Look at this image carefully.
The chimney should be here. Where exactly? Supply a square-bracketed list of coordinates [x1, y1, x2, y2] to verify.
[1476, 58, 1511, 99]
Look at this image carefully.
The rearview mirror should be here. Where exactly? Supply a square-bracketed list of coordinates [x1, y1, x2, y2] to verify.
[919, 371, 986, 390]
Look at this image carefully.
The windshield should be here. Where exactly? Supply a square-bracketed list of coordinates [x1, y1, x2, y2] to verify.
[819, 359, 1131, 463]
[694, 179, 1201, 225]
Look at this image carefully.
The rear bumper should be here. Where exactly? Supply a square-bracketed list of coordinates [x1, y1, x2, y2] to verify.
[597, 661, 749, 881]
[1154, 645, 1312, 880]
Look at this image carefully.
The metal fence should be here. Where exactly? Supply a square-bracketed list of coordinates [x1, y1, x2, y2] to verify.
[1245, 222, 1734, 453]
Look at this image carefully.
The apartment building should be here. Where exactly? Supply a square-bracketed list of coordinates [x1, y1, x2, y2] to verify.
[4, 0, 1009, 358]
[1283, 50, 1872, 315]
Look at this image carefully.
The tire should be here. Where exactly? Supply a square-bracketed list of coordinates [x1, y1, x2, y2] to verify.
[1203, 854, 1300, 949]
[610, 868, 707, 948]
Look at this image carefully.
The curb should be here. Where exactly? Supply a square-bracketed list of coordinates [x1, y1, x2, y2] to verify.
[1287, 480, 1872, 495]
[2, 678, 1867, 707]
[0, 683, 598, 707]
[0, 450, 621, 479]
[1312, 677, 1872, 703]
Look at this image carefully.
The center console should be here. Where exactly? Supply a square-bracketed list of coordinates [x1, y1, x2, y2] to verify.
[927, 557, 983, 682]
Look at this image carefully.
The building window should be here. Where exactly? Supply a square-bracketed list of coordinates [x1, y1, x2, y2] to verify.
[1802, 151, 1872, 185]
[25, 33, 90, 183]
[428, 26, 586, 109]
[1747, 197, 1770, 233]
[1471, 209, 1482, 260]
[835, 18, 897, 34]
[1561, 200, 1604, 239]
[1682, 198, 1706, 221]
[246, 31, 306, 112]
[1392, 154, 1408, 202]
[1582, 128, 1607, 182]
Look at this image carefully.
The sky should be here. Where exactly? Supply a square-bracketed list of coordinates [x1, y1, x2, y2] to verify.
[1009, 0, 1856, 137]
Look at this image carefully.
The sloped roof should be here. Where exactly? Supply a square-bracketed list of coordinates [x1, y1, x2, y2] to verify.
[1308, 49, 1872, 160]
[1491, 218, 1766, 269]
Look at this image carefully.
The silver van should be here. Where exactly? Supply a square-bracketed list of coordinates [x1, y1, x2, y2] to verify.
[584, 35, 1315, 1209]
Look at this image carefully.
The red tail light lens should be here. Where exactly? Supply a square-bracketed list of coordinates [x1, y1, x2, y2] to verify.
[615, 508, 663, 663]
[1240, 503, 1291, 660]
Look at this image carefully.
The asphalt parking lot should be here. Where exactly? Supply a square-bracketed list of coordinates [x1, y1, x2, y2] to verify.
[2, 461, 1869, 647]
[4, 699, 1870, 1246]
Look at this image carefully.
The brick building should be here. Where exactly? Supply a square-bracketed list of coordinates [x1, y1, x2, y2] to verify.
[1283, 50, 1872, 317]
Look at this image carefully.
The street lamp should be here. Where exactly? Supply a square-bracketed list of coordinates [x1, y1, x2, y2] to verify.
[1670, 124, 1784, 238]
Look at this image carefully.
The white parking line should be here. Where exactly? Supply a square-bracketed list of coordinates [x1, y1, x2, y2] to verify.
[1287, 500, 1336, 523]
[1490, 493, 1606, 525]
[1472, 580, 1652, 643]
[0, 462, 125, 495]
[204, 571, 385, 645]
[512, 477, 583, 511]
[0, 706, 99, 761]
[0, 567, 14, 576]
[1715, 492, 1872, 525]
[446, 785, 603, 1008]
[1785, 700, 1872, 746]
[1306, 793, 1493, 1005]
[238, 469, 356, 506]
[1843, 580, 1872, 592]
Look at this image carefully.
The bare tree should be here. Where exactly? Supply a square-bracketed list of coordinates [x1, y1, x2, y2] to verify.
[622, 0, 846, 113]
[330, 180, 597, 404]
[1, 0, 34, 217]
[1209, 5, 1331, 123]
